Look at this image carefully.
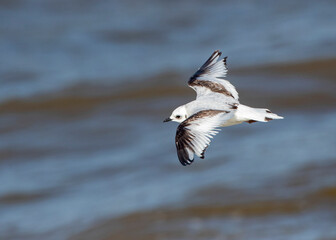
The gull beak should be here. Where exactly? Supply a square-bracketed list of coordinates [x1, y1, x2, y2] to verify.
[163, 117, 172, 123]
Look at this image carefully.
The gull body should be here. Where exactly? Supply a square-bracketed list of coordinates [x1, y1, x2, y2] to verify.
[164, 50, 283, 166]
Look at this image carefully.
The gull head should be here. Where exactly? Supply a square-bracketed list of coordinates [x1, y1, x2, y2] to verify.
[164, 105, 188, 123]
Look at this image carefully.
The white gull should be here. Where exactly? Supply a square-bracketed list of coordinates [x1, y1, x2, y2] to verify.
[164, 50, 283, 166]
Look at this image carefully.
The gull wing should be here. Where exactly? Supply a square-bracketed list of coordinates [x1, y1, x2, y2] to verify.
[188, 50, 239, 100]
[175, 109, 231, 166]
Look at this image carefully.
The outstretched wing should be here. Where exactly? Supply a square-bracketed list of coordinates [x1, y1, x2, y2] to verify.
[175, 109, 231, 166]
[188, 50, 239, 100]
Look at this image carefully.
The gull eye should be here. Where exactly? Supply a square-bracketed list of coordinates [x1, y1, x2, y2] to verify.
[176, 115, 181, 119]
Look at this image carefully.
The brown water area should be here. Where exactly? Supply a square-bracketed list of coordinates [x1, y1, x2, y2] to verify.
[1, 1, 336, 240]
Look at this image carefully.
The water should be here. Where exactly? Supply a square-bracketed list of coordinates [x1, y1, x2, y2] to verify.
[1, 0, 336, 239]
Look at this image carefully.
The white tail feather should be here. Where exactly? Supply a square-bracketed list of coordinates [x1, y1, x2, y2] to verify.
[236, 104, 283, 123]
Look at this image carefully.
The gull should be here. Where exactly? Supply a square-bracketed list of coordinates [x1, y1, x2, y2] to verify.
[164, 50, 283, 166]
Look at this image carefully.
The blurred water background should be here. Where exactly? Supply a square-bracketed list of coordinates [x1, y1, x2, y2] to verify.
[1, 0, 336, 239]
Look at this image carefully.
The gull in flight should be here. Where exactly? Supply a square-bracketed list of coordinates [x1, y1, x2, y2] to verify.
[164, 50, 283, 166]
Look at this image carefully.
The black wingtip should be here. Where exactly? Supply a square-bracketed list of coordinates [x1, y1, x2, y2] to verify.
[179, 157, 194, 166]
[177, 146, 194, 166]
[223, 56, 228, 66]
[200, 145, 208, 159]
[214, 50, 222, 56]
[209, 50, 222, 62]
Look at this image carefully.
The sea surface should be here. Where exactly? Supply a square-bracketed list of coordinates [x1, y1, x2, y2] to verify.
[1, 1, 336, 240]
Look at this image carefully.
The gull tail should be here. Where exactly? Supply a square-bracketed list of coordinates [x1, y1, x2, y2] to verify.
[236, 104, 283, 124]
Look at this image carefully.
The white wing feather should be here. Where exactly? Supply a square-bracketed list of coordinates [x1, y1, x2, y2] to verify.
[175, 110, 231, 165]
[188, 50, 239, 100]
